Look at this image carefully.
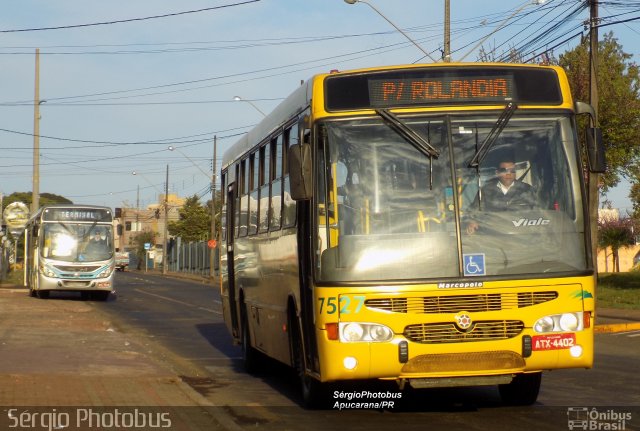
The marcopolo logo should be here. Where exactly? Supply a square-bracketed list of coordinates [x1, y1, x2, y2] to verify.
[567, 407, 632, 430]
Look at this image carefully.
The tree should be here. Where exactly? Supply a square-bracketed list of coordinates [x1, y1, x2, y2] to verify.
[132, 230, 156, 270]
[1, 192, 72, 212]
[598, 216, 635, 272]
[167, 195, 211, 243]
[558, 32, 640, 194]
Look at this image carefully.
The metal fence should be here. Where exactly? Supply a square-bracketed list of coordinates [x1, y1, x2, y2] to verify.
[166, 238, 219, 277]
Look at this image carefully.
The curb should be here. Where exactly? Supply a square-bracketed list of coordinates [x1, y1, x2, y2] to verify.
[594, 322, 640, 333]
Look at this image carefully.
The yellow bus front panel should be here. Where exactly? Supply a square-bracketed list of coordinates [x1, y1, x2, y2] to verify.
[314, 276, 594, 384]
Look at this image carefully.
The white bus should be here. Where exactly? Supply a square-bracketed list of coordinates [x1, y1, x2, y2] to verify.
[24, 205, 115, 300]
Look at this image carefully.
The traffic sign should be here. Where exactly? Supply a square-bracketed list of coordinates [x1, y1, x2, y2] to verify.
[144, 242, 151, 250]
[207, 239, 217, 249]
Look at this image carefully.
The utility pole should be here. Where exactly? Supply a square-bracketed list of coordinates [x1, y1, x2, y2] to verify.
[210, 136, 217, 278]
[32, 48, 40, 214]
[588, 0, 599, 270]
[443, 0, 451, 62]
[162, 165, 169, 275]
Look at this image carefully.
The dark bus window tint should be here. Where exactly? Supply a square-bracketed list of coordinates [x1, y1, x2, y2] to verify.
[283, 125, 296, 227]
[259, 143, 270, 232]
[221, 171, 227, 241]
[239, 159, 248, 237]
[234, 164, 240, 238]
[249, 153, 258, 235]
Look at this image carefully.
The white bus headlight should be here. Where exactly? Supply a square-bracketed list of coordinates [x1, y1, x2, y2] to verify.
[98, 264, 115, 278]
[534, 312, 583, 333]
[559, 313, 579, 331]
[39, 264, 56, 278]
[533, 316, 554, 333]
[339, 322, 393, 343]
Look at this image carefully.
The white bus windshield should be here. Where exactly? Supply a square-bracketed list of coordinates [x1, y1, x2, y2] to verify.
[316, 113, 587, 282]
[41, 223, 113, 262]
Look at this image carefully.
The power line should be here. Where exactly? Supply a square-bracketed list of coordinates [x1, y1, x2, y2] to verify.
[0, 1, 260, 33]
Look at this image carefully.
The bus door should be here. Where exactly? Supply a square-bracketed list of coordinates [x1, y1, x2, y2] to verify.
[226, 183, 240, 337]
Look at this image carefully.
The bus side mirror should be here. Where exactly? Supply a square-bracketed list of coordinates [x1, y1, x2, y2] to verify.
[288, 143, 312, 200]
[575, 102, 606, 173]
[586, 127, 606, 173]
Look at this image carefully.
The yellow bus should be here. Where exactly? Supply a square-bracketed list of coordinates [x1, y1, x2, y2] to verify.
[219, 63, 605, 407]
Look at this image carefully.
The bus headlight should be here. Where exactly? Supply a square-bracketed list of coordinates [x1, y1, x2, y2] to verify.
[39, 264, 56, 278]
[339, 322, 393, 343]
[534, 312, 583, 333]
[98, 264, 115, 278]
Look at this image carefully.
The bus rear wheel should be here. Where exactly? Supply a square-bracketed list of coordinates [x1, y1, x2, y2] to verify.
[498, 372, 541, 406]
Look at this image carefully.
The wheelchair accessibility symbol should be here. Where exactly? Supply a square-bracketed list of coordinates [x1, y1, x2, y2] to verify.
[463, 253, 486, 276]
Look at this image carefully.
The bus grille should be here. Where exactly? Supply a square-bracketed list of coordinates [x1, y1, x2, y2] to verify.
[404, 320, 524, 343]
[55, 265, 101, 273]
[366, 291, 557, 314]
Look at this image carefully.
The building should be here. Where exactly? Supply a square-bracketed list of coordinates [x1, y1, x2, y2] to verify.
[114, 193, 185, 255]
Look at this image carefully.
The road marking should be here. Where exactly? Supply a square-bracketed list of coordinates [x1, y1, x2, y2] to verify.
[134, 288, 221, 314]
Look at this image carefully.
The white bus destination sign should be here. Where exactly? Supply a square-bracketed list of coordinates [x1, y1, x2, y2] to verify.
[42, 208, 112, 222]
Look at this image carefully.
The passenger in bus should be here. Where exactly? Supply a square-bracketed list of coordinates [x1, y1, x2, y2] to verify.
[84, 229, 109, 256]
[466, 156, 538, 234]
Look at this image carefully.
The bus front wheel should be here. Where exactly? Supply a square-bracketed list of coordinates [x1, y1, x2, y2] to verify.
[291, 320, 324, 408]
[241, 307, 260, 374]
[498, 372, 541, 406]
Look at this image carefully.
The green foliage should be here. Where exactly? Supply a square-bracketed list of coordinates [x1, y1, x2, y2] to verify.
[1, 192, 72, 212]
[559, 33, 640, 193]
[598, 217, 635, 272]
[167, 195, 212, 242]
[132, 230, 156, 268]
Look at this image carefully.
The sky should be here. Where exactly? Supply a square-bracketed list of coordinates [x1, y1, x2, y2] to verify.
[0, 0, 638, 213]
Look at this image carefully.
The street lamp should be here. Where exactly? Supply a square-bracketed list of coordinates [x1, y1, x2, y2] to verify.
[344, 0, 437, 62]
[458, 0, 546, 62]
[233, 96, 267, 117]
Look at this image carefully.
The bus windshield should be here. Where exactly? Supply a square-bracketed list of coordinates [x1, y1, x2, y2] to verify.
[316, 113, 587, 282]
[41, 223, 114, 262]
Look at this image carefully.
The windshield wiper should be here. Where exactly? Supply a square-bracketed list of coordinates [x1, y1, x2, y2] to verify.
[468, 102, 517, 168]
[375, 108, 440, 158]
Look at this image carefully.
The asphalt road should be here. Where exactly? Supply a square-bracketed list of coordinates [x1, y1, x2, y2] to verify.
[93, 271, 640, 431]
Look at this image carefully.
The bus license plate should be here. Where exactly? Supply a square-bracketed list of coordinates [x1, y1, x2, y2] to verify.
[532, 333, 576, 351]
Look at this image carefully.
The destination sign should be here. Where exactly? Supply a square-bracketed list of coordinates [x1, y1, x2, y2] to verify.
[43, 207, 112, 222]
[324, 66, 563, 111]
[368, 76, 513, 106]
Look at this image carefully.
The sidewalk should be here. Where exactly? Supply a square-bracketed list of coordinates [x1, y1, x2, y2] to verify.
[0, 287, 242, 431]
[595, 306, 640, 332]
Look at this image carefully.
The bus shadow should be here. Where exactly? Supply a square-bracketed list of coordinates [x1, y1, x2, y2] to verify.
[30, 290, 116, 302]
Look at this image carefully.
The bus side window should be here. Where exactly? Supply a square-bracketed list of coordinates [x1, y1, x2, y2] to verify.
[270, 134, 283, 231]
[234, 163, 241, 238]
[282, 123, 297, 227]
[249, 153, 258, 235]
[221, 171, 227, 241]
[258, 142, 271, 233]
[316, 136, 329, 265]
[239, 158, 248, 237]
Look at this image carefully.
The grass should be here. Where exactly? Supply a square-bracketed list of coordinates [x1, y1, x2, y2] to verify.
[597, 272, 640, 310]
